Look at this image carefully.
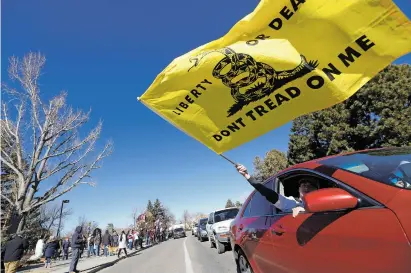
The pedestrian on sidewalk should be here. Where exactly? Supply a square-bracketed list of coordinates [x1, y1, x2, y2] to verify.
[62, 237, 70, 260]
[102, 230, 111, 257]
[133, 231, 139, 250]
[44, 236, 59, 268]
[139, 229, 144, 249]
[87, 235, 94, 257]
[117, 231, 128, 258]
[127, 231, 133, 250]
[93, 228, 102, 257]
[69, 226, 84, 273]
[112, 231, 119, 247]
[2, 234, 28, 273]
[145, 229, 150, 246]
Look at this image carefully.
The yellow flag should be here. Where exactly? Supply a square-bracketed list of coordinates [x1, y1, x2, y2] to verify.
[140, 0, 411, 154]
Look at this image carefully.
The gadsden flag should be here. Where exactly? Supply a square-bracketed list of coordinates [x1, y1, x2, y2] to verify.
[139, 0, 411, 154]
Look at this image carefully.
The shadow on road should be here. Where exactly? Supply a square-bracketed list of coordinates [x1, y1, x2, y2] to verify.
[86, 252, 141, 273]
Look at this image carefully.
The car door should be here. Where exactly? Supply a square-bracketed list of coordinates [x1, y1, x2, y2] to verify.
[240, 179, 277, 273]
[267, 171, 411, 273]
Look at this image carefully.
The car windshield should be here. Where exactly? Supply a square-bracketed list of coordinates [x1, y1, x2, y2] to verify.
[214, 208, 239, 223]
[199, 219, 207, 226]
[175, 228, 183, 232]
[320, 147, 411, 189]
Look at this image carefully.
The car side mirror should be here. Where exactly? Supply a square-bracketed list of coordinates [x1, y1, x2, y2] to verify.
[303, 188, 358, 213]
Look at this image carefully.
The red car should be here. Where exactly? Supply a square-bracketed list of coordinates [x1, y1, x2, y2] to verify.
[230, 147, 411, 273]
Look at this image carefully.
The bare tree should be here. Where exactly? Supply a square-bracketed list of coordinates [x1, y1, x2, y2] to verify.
[182, 210, 192, 230]
[0, 52, 113, 233]
[40, 203, 73, 235]
[163, 206, 176, 226]
[131, 207, 140, 229]
[78, 215, 98, 235]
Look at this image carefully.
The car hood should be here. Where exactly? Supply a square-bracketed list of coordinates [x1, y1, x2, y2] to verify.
[212, 219, 234, 230]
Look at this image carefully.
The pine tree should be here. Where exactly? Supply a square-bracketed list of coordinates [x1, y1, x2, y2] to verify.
[288, 64, 411, 164]
[225, 199, 235, 208]
[253, 149, 288, 181]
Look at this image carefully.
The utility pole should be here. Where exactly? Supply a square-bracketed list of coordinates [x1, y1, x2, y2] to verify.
[56, 200, 70, 237]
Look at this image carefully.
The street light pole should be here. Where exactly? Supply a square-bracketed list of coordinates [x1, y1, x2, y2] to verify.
[56, 200, 70, 238]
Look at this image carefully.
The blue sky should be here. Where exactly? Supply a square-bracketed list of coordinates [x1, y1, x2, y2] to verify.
[2, 0, 410, 234]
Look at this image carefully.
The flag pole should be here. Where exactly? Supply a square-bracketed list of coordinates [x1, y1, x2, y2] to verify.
[220, 154, 237, 166]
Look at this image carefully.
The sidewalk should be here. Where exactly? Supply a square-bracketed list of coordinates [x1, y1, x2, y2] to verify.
[17, 249, 141, 273]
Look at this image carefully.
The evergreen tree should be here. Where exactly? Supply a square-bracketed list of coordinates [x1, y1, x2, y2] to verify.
[225, 199, 235, 208]
[288, 64, 411, 164]
[253, 149, 288, 181]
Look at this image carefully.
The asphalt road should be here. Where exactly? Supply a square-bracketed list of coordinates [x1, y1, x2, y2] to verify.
[99, 234, 237, 273]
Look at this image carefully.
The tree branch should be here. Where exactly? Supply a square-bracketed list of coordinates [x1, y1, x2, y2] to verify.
[1, 193, 13, 205]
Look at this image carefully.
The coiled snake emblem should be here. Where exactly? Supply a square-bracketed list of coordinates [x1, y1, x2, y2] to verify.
[188, 48, 318, 116]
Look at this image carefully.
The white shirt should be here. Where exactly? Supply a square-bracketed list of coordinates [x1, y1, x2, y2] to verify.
[274, 195, 303, 212]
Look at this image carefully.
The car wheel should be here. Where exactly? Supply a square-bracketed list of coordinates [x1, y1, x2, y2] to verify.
[238, 250, 253, 273]
[209, 235, 215, 248]
[216, 239, 225, 254]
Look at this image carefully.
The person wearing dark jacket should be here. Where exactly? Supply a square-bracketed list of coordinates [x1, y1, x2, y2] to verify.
[62, 237, 70, 260]
[44, 236, 59, 268]
[69, 226, 84, 273]
[102, 230, 111, 257]
[2, 234, 28, 273]
[93, 229, 102, 256]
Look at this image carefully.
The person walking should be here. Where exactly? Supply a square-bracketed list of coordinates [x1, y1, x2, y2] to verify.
[112, 231, 119, 247]
[145, 229, 150, 247]
[133, 231, 139, 250]
[139, 229, 144, 249]
[69, 226, 84, 273]
[127, 231, 133, 250]
[102, 230, 111, 257]
[62, 237, 70, 260]
[87, 235, 94, 257]
[117, 231, 128, 258]
[93, 229, 102, 257]
[2, 234, 28, 273]
[44, 236, 59, 268]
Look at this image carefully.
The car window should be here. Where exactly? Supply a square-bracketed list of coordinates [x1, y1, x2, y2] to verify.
[242, 198, 252, 217]
[174, 228, 183, 232]
[319, 147, 411, 189]
[214, 208, 239, 223]
[275, 171, 343, 214]
[242, 180, 274, 217]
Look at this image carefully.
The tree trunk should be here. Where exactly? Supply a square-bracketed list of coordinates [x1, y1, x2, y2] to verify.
[16, 214, 26, 234]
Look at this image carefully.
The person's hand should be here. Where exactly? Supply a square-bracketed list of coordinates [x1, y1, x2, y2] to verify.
[292, 206, 305, 218]
[236, 164, 251, 179]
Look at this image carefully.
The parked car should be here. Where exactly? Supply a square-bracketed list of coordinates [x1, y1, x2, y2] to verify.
[192, 223, 198, 236]
[206, 207, 239, 254]
[230, 147, 411, 273]
[197, 218, 208, 242]
[173, 227, 186, 239]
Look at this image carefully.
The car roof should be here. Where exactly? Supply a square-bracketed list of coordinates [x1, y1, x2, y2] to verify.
[275, 147, 398, 177]
[213, 207, 239, 213]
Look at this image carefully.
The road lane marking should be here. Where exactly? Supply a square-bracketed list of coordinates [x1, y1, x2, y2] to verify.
[184, 237, 194, 273]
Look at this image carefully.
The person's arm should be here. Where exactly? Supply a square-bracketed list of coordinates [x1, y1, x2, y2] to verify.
[236, 164, 299, 212]
[236, 164, 279, 204]
[246, 176, 280, 204]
